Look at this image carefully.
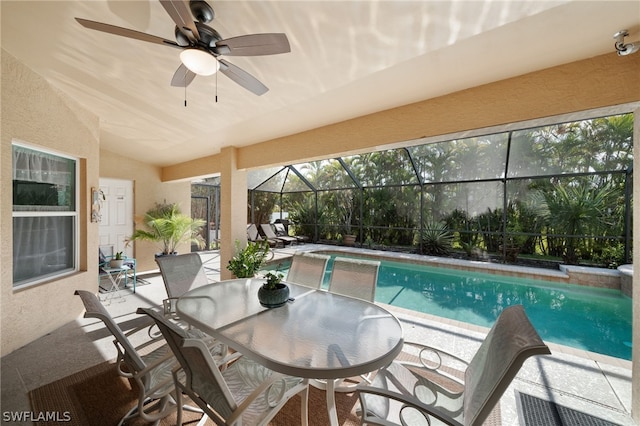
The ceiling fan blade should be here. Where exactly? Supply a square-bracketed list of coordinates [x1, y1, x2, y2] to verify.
[218, 59, 268, 96]
[75, 18, 180, 48]
[170, 63, 197, 87]
[215, 33, 291, 56]
[159, 0, 200, 42]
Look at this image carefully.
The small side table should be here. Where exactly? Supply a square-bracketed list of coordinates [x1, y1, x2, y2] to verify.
[100, 266, 130, 305]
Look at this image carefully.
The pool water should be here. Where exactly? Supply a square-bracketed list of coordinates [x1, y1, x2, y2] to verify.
[271, 255, 633, 360]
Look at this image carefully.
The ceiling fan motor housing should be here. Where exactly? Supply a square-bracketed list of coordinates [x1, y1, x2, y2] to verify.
[174, 23, 221, 49]
[190, 0, 215, 23]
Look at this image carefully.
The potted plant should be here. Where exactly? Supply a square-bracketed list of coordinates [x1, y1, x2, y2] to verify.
[110, 251, 124, 268]
[258, 272, 289, 308]
[127, 202, 205, 257]
[226, 240, 270, 278]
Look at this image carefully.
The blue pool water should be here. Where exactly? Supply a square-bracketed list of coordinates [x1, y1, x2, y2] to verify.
[272, 255, 633, 360]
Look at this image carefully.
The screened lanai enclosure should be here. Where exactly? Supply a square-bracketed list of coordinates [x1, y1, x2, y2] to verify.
[192, 113, 634, 269]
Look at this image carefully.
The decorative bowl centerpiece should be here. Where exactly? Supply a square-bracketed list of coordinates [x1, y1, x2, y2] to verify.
[258, 272, 289, 308]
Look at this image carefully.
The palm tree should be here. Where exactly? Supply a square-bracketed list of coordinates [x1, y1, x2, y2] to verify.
[128, 203, 205, 256]
[542, 182, 615, 264]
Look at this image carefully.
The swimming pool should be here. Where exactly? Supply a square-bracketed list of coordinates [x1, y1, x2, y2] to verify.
[270, 255, 633, 360]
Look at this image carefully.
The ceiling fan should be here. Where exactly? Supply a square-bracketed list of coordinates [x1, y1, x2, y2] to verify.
[75, 0, 290, 95]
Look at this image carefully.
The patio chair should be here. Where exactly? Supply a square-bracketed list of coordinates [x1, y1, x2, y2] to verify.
[137, 307, 310, 426]
[287, 252, 330, 289]
[74, 290, 178, 425]
[357, 304, 551, 426]
[156, 252, 210, 316]
[312, 257, 381, 392]
[328, 257, 380, 302]
[260, 223, 298, 246]
[248, 223, 282, 248]
[155, 253, 227, 355]
[98, 248, 137, 292]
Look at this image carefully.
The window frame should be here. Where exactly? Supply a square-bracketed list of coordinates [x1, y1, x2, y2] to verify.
[12, 141, 80, 289]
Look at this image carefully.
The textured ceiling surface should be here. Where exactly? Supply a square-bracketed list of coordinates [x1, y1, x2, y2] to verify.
[2, 1, 639, 167]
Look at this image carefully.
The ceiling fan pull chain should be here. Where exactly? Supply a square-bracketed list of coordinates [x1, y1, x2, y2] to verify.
[184, 82, 187, 107]
[215, 71, 218, 103]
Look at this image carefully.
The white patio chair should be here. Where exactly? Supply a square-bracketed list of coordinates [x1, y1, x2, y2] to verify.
[287, 252, 330, 289]
[156, 252, 211, 316]
[317, 257, 380, 392]
[155, 253, 227, 358]
[75, 290, 179, 425]
[357, 304, 551, 426]
[138, 307, 310, 426]
[328, 257, 380, 302]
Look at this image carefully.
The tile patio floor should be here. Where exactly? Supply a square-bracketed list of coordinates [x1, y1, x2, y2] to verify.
[1, 245, 636, 425]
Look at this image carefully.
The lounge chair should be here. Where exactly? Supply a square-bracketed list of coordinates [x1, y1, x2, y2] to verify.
[274, 221, 309, 244]
[357, 304, 551, 426]
[260, 223, 297, 246]
[138, 307, 310, 426]
[286, 252, 330, 289]
[248, 223, 282, 248]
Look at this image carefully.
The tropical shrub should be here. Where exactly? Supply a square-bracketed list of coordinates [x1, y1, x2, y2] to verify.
[419, 221, 454, 256]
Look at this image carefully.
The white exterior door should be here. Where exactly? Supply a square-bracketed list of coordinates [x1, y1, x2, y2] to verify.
[98, 178, 134, 258]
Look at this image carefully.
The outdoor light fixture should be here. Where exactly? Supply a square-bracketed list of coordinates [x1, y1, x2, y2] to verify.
[179, 48, 220, 75]
[613, 30, 640, 56]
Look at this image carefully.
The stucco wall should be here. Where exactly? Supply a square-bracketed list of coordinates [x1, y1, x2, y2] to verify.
[100, 150, 191, 272]
[1, 50, 100, 356]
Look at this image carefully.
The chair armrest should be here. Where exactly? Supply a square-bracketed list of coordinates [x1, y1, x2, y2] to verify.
[357, 383, 460, 426]
[397, 341, 469, 386]
[122, 317, 165, 346]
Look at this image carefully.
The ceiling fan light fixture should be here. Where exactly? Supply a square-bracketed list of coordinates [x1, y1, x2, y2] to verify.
[180, 48, 219, 75]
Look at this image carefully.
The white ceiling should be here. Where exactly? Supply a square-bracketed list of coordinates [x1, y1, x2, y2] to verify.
[2, 1, 639, 167]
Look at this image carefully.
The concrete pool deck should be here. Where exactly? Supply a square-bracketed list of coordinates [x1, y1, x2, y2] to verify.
[0, 245, 635, 425]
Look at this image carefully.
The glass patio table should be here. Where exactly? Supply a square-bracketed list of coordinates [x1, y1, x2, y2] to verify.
[176, 278, 404, 425]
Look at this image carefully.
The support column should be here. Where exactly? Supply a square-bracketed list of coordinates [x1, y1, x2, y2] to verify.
[219, 147, 247, 280]
[632, 106, 639, 424]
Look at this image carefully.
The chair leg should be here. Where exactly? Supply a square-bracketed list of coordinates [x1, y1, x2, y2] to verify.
[175, 386, 184, 426]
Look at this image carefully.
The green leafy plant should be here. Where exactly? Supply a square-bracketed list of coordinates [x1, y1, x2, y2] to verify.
[127, 202, 205, 256]
[226, 240, 270, 278]
[420, 220, 454, 256]
[114, 251, 123, 260]
[263, 272, 284, 290]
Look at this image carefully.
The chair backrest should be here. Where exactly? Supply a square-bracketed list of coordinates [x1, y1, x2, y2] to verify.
[137, 307, 237, 421]
[259, 223, 277, 239]
[328, 257, 380, 302]
[155, 253, 208, 299]
[74, 290, 146, 373]
[463, 305, 551, 425]
[273, 223, 288, 236]
[247, 224, 263, 242]
[287, 252, 330, 289]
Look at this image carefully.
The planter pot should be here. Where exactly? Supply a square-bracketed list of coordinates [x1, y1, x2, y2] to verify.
[257, 283, 290, 308]
[342, 234, 356, 246]
[155, 252, 178, 258]
[110, 259, 124, 268]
